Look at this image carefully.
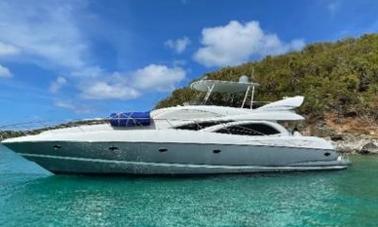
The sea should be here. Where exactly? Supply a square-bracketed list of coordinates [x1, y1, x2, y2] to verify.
[0, 144, 377, 226]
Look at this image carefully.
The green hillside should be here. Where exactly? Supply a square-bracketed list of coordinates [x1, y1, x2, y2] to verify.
[156, 34, 378, 129]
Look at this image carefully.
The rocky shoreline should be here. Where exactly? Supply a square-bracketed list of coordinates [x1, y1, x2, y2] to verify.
[325, 134, 378, 154]
[301, 117, 378, 155]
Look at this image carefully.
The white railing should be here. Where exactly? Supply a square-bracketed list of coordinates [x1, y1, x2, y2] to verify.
[0, 118, 108, 140]
[0, 116, 273, 141]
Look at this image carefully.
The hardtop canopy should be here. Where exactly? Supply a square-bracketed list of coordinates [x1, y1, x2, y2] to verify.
[190, 78, 260, 108]
[190, 80, 259, 93]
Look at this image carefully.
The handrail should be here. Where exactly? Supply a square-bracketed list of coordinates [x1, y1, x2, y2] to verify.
[0, 117, 212, 131]
[0, 116, 275, 141]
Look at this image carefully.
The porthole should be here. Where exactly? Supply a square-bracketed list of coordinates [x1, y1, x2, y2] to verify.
[324, 152, 331, 156]
[213, 149, 221, 154]
[109, 146, 119, 151]
[159, 148, 168, 152]
[53, 145, 62, 150]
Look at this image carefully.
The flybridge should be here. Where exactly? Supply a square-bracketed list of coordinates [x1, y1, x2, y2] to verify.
[190, 75, 260, 108]
[109, 77, 305, 128]
[190, 76, 304, 112]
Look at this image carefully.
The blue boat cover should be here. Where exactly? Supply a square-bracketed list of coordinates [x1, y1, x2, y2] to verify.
[110, 111, 151, 127]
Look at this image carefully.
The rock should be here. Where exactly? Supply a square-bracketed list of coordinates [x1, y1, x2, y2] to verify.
[330, 134, 344, 141]
[343, 111, 357, 117]
[325, 133, 378, 154]
[359, 142, 378, 154]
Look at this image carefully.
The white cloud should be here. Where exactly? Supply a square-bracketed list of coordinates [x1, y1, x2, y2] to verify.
[173, 59, 187, 66]
[132, 64, 186, 91]
[54, 100, 92, 114]
[80, 81, 141, 100]
[71, 66, 105, 78]
[55, 100, 74, 109]
[0, 1, 187, 105]
[193, 20, 305, 67]
[165, 37, 191, 54]
[0, 0, 89, 70]
[327, 0, 341, 15]
[0, 64, 12, 78]
[80, 64, 186, 100]
[0, 41, 20, 56]
[49, 76, 67, 93]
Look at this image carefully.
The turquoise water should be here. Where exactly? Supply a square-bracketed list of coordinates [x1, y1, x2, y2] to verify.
[1, 145, 378, 226]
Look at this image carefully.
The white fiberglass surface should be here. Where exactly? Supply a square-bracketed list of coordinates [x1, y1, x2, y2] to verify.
[257, 96, 304, 111]
[151, 105, 304, 122]
[190, 80, 259, 93]
[3, 126, 334, 150]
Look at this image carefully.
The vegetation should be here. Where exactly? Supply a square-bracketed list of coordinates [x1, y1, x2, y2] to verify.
[156, 34, 378, 126]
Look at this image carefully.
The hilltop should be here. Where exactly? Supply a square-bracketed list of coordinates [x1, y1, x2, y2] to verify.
[156, 34, 378, 138]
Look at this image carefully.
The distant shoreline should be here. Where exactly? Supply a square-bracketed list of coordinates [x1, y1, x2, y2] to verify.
[0, 119, 107, 141]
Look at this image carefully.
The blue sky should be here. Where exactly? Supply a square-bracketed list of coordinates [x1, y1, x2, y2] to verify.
[0, 0, 377, 125]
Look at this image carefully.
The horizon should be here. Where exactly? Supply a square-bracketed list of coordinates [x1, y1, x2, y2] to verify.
[1, 0, 378, 124]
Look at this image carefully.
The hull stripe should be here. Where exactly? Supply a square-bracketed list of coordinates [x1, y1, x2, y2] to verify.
[4, 141, 336, 152]
[19, 153, 348, 171]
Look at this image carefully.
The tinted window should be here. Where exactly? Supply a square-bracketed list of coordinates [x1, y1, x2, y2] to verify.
[216, 123, 279, 136]
[175, 121, 232, 131]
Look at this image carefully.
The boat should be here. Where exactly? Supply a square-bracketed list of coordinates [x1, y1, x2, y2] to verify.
[1, 76, 350, 175]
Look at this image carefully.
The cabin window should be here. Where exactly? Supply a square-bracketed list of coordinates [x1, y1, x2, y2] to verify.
[216, 123, 280, 136]
[175, 121, 232, 131]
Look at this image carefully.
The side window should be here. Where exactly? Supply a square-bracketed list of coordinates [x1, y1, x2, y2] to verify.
[175, 121, 232, 131]
[216, 123, 280, 136]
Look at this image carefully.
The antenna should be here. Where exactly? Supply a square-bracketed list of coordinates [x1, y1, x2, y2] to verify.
[251, 67, 255, 82]
[250, 67, 256, 109]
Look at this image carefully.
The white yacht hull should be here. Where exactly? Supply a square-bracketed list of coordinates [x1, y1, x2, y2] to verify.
[2, 141, 349, 175]
[2, 82, 349, 175]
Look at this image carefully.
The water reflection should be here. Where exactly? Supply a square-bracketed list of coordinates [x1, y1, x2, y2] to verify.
[0, 144, 50, 175]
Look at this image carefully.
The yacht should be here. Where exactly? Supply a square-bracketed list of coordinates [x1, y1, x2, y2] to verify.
[1, 77, 350, 174]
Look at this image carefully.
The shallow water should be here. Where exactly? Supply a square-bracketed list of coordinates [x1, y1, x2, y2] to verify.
[1, 145, 377, 226]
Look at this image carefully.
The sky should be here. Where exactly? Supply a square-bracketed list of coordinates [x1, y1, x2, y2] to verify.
[0, 0, 377, 125]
